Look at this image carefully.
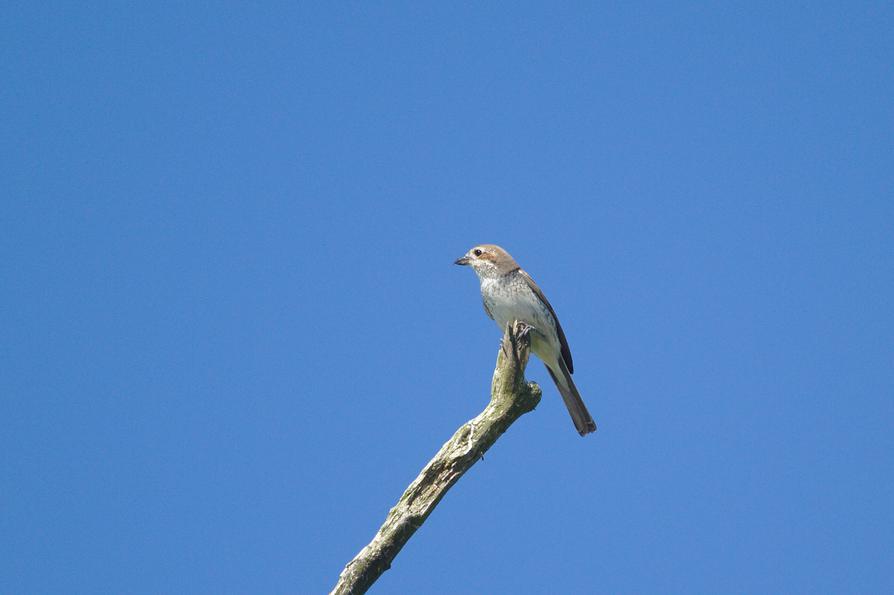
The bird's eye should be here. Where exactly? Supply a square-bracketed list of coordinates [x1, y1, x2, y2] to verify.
[473, 249, 482, 257]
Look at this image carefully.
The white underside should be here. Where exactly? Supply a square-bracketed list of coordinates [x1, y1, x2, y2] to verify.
[480, 275, 562, 367]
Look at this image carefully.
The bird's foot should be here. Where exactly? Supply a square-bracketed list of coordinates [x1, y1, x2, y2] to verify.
[500, 321, 533, 363]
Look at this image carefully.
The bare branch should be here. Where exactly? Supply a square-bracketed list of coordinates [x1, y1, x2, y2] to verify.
[330, 321, 543, 595]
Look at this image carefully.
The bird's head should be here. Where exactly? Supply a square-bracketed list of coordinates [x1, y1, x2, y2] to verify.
[454, 244, 519, 278]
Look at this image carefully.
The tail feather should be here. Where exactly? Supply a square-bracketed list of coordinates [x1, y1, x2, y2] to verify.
[545, 359, 597, 436]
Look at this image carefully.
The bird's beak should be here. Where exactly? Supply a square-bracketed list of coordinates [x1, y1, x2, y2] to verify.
[454, 256, 471, 266]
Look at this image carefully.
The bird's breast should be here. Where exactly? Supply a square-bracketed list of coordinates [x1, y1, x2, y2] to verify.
[481, 276, 555, 336]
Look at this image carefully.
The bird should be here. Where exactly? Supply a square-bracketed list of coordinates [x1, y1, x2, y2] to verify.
[455, 244, 597, 436]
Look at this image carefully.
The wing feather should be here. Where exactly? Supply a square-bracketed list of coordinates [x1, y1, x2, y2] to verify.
[482, 298, 494, 320]
[519, 270, 574, 374]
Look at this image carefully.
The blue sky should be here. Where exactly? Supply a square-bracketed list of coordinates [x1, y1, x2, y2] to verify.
[3, 3, 892, 593]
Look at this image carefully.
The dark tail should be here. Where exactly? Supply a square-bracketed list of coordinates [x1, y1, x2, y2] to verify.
[545, 358, 597, 436]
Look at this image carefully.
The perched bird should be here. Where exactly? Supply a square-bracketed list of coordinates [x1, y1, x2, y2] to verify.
[455, 244, 597, 436]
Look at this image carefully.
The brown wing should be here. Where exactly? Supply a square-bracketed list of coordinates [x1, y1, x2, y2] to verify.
[482, 298, 494, 320]
[519, 270, 574, 374]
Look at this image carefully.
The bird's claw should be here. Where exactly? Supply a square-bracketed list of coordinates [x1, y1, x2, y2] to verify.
[501, 322, 534, 361]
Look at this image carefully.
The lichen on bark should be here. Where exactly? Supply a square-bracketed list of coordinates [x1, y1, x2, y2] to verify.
[330, 321, 542, 595]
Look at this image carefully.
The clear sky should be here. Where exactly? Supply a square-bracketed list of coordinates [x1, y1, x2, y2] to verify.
[3, 3, 892, 594]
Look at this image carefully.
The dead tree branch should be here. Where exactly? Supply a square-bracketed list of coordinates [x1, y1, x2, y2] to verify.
[330, 321, 542, 595]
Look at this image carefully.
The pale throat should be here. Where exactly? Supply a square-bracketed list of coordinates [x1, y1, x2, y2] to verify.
[471, 261, 501, 280]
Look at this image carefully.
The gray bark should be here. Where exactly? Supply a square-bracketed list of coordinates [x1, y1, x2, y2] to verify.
[330, 321, 542, 595]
